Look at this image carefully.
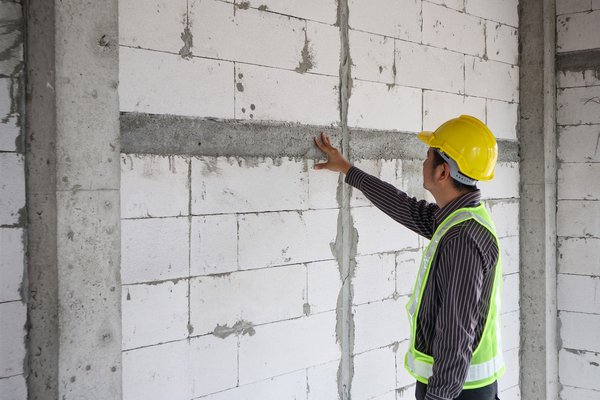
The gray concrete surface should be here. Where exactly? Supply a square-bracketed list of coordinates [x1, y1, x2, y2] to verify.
[518, 1, 559, 399]
[120, 113, 519, 162]
[25, 0, 122, 399]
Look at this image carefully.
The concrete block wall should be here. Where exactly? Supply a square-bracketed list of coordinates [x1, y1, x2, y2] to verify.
[0, 0, 27, 398]
[556, 2, 600, 399]
[119, 1, 520, 399]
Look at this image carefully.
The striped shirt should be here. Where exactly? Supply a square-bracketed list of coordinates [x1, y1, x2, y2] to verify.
[345, 167, 499, 400]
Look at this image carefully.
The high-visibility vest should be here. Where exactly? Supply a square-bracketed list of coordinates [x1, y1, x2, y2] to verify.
[404, 203, 505, 389]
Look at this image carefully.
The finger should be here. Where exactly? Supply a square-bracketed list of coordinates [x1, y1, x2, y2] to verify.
[322, 132, 332, 147]
[314, 162, 328, 170]
[314, 136, 329, 153]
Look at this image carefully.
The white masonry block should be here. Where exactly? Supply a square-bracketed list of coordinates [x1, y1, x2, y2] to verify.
[307, 360, 339, 400]
[486, 21, 518, 65]
[423, 2, 485, 57]
[558, 237, 600, 276]
[307, 260, 341, 314]
[559, 163, 600, 200]
[119, 0, 187, 53]
[558, 68, 600, 89]
[0, 79, 20, 152]
[0, 302, 26, 377]
[238, 312, 339, 384]
[487, 200, 519, 238]
[121, 217, 189, 284]
[560, 311, 600, 353]
[557, 0, 592, 15]
[0, 153, 24, 226]
[190, 215, 238, 276]
[191, 157, 308, 215]
[558, 125, 600, 163]
[0, 374, 26, 399]
[595, 0, 600, 9]
[353, 206, 421, 256]
[238, 209, 338, 270]
[478, 162, 520, 200]
[501, 273, 519, 315]
[499, 235, 519, 276]
[349, 29, 395, 84]
[306, 20, 341, 77]
[396, 249, 420, 297]
[559, 348, 600, 391]
[307, 159, 340, 210]
[123, 336, 237, 400]
[557, 86, 600, 125]
[0, 228, 24, 303]
[123, 342, 191, 400]
[486, 99, 518, 140]
[189, 264, 306, 336]
[557, 200, 600, 238]
[119, 47, 234, 118]
[558, 273, 600, 314]
[498, 347, 519, 391]
[423, 91, 486, 132]
[561, 386, 600, 400]
[353, 253, 396, 305]
[348, 80, 422, 132]
[244, 0, 338, 24]
[557, 10, 600, 53]
[352, 347, 397, 400]
[397, 385, 417, 400]
[190, 2, 305, 70]
[501, 310, 520, 351]
[465, 0, 518, 27]
[465, 56, 519, 102]
[395, 41, 465, 94]
[199, 370, 307, 400]
[188, 335, 240, 398]
[122, 280, 189, 350]
[235, 63, 340, 125]
[353, 297, 409, 354]
[120, 154, 189, 218]
[348, 0, 421, 42]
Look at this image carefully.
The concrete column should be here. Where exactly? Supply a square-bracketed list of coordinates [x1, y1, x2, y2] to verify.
[25, 1, 122, 399]
[518, 0, 559, 399]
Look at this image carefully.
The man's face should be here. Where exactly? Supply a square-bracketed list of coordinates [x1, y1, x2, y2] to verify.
[422, 147, 436, 191]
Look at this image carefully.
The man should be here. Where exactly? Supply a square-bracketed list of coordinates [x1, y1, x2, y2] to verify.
[313, 115, 504, 400]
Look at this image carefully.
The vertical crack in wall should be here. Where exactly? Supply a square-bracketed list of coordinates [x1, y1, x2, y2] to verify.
[334, 1, 357, 399]
[179, 0, 193, 59]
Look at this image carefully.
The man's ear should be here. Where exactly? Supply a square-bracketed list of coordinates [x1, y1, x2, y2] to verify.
[439, 162, 452, 182]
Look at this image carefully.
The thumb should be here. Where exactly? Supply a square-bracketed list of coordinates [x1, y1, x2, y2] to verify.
[314, 162, 328, 170]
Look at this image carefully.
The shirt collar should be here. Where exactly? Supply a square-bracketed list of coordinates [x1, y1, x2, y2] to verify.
[433, 190, 482, 227]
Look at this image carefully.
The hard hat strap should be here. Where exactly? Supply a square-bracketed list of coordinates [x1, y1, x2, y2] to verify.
[436, 149, 478, 186]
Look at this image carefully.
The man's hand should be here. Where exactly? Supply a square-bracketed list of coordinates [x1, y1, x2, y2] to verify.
[313, 132, 352, 174]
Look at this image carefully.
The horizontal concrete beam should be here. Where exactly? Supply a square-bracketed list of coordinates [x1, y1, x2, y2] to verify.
[121, 113, 519, 162]
[557, 49, 600, 72]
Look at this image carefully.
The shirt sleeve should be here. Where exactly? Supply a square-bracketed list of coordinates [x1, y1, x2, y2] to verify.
[425, 230, 485, 400]
[345, 166, 439, 239]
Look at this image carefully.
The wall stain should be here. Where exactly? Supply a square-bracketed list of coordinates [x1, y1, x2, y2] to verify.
[295, 28, 314, 74]
[213, 320, 255, 339]
[179, 25, 193, 59]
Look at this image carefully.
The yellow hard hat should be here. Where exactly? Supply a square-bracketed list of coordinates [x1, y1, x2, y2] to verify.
[418, 115, 498, 181]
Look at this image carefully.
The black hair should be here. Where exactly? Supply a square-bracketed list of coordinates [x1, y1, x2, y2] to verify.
[431, 150, 478, 193]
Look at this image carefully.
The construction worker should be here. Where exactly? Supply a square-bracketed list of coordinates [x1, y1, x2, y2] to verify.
[313, 115, 504, 400]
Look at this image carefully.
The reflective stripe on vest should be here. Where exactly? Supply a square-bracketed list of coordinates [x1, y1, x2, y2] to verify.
[406, 349, 504, 383]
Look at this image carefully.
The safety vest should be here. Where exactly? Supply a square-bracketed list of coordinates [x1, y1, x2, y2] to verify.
[404, 203, 505, 389]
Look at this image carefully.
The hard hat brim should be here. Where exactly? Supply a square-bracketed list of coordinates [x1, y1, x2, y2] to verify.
[418, 131, 438, 147]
